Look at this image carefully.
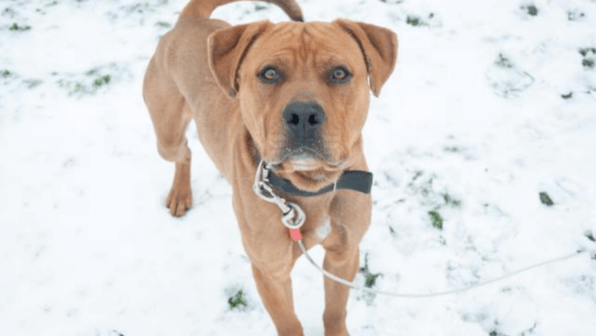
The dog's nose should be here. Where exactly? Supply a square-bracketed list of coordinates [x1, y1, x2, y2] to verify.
[283, 102, 325, 135]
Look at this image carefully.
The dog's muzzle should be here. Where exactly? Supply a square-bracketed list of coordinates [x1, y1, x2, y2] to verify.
[283, 102, 325, 154]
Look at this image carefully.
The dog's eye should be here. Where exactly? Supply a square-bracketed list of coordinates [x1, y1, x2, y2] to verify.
[333, 69, 346, 80]
[328, 66, 351, 84]
[258, 66, 283, 84]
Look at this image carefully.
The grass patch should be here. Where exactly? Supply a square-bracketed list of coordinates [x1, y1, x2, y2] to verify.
[2, 70, 11, 78]
[579, 48, 595, 69]
[228, 289, 247, 310]
[443, 146, 460, 153]
[254, 4, 268, 11]
[364, 273, 381, 288]
[24, 79, 43, 89]
[57, 68, 114, 96]
[568, 11, 585, 21]
[9, 23, 31, 31]
[3, 8, 16, 17]
[521, 4, 538, 16]
[584, 231, 595, 243]
[495, 53, 514, 68]
[428, 210, 443, 229]
[442, 193, 461, 207]
[579, 48, 596, 57]
[561, 92, 573, 99]
[93, 75, 111, 88]
[155, 21, 171, 28]
[406, 13, 434, 27]
[539, 191, 554, 206]
[489, 53, 534, 97]
[406, 15, 421, 26]
[359, 253, 382, 288]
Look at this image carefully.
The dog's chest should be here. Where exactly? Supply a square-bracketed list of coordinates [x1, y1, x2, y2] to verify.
[314, 216, 331, 241]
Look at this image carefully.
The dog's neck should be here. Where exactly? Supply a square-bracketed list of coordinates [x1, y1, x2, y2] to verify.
[266, 168, 373, 197]
[252, 149, 373, 197]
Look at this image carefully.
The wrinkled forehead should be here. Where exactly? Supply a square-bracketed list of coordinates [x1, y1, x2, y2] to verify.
[246, 22, 365, 70]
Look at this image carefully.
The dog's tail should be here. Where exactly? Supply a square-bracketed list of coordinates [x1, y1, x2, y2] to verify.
[178, 0, 303, 22]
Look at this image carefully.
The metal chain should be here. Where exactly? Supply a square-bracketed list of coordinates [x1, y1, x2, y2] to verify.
[253, 160, 305, 230]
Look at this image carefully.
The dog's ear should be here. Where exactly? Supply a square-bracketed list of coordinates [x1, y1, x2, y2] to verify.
[208, 21, 271, 98]
[333, 19, 398, 97]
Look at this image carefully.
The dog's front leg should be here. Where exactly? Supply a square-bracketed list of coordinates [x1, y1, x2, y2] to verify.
[321, 246, 360, 336]
[321, 193, 373, 336]
[236, 198, 304, 336]
[251, 262, 304, 336]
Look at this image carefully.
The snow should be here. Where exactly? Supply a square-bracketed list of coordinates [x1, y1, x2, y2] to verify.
[1, 0, 596, 335]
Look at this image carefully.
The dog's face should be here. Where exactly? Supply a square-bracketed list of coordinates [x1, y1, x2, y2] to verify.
[209, 20, 397, 191]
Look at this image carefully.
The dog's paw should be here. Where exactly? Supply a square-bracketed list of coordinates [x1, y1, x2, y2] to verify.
[166, 183, 193, 217]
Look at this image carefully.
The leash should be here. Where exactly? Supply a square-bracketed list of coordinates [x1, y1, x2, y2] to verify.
[297, 241, 592, 298]
[253, 160, 596, 298]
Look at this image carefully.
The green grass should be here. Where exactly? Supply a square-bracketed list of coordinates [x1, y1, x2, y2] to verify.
[228, 289, 247, 310]
[24, 79, 43, 89]
[539, 192, 554, 206]
[9, 23, 31, 31]
[579, 48, 595, 69]
[428, 210, 443, 229]
[568, 11, 585, 21]
[442, 193, 461, 207]
[57, 74, 112, 96]
[579, 48, 596, 57]
[406, 16, 420, 26]
[359, 253, 382, 288]
[495, 53, 513, 68]
[406, 13, 434, 27]
[2, 70, 11, 78]
[3, 8, 16, 17]
[155, 21, 171, 28]
[364, 272, 382, 288]
[561, 92, 573, 99]
[93, 75, 111, 88]
[584, 231, 595, 243]
[521, 4, 538, 16]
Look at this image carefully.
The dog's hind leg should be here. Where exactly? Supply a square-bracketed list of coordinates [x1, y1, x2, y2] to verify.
[144, 62, 194, 216]
[158, 100, 193, 217]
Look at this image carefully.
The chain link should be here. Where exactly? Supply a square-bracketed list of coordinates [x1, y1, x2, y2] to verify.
[253, 160, 306, 230]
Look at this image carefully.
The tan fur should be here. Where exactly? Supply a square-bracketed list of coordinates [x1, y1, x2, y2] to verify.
[143, 0, 397, 335]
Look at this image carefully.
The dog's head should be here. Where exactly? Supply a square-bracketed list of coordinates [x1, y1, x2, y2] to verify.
[208, 20, 398, 191]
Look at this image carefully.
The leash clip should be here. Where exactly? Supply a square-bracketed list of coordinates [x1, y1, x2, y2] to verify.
[253, 160, 306, 240]
[281, 202, 306, 229]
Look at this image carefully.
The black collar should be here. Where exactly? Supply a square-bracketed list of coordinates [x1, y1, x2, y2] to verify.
[267, 170, 373, 197]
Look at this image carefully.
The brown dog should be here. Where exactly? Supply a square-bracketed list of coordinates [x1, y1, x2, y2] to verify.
[143, 0, 397, 335]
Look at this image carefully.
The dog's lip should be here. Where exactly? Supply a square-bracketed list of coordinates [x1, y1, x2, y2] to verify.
[266, 150, 346, 170]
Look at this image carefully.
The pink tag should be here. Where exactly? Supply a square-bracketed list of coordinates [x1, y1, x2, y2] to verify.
[290, 228, 302, 241]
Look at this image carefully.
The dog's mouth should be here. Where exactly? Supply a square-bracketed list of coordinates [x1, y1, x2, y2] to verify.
[270, 148, 344, 170]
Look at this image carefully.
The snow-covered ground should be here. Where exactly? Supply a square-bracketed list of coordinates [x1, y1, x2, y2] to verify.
[1, 0, 596, 335]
